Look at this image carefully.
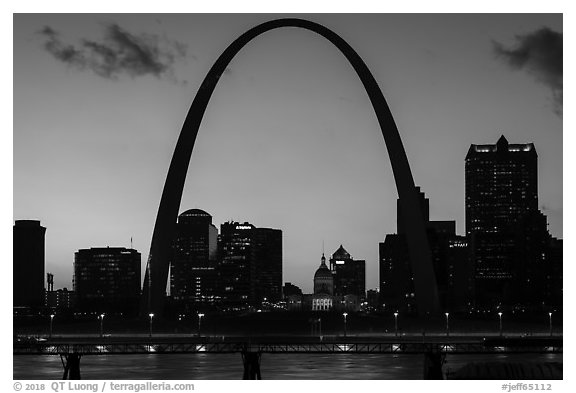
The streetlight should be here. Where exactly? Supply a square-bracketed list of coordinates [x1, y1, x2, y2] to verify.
[198, 313, 205, 336]
[49, 314, 55, 339]
[548, 312, 553, 337]
[148, 313, 154, 338]
[445, 312, 450, 337]
[498, 312, 503, 337]
[99, 313, 105, 338]
[393, 312, 398, 337]
[343, 312, 348, 337]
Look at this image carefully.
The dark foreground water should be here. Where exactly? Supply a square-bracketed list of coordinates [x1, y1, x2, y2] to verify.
[14, 353, 561, 380]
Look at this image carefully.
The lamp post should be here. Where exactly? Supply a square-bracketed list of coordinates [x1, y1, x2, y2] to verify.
[343, 312, 348, 337]
[198, 313, 204, 336]
[548, 312, 553, 337]
[49, 314, 55, 339]
[445, 312, 450, 337]
[99, 313, 105, 338]
[319, 318, 322, 337]
[394, 312, 398, 337]
[498, 312, 503, 337]
[148, 313, 154, 338]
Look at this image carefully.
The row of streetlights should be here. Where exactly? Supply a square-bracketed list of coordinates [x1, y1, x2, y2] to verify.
[148, 312, 205, 337]
[392, 311, 555, 337]
[53, 313, 106, 338]
[46, 311, 556, 338]
[47, 312, 207, 338]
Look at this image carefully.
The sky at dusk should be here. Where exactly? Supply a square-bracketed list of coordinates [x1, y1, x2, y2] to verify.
[13, 13, 563, 293]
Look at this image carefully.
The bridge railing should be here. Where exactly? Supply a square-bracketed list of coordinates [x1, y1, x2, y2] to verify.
[14, 339, 562, 356]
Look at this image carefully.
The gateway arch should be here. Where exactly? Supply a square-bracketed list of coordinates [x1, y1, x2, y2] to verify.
[141, 18, 440, 317]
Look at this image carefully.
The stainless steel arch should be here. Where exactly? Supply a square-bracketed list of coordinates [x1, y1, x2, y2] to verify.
[141, 18, 440, 317]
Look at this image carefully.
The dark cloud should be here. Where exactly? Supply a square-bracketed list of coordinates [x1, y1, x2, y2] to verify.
[493, 27, 563, 116]
[37, 23, 187, 81]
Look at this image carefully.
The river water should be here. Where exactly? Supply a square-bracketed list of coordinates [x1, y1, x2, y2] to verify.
[13, 353, 561, 380]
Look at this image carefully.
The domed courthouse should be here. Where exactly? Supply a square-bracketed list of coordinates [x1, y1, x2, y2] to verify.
[311, 253, 334, 311]
[314, 254, 333, 295]
[288, 246, 365, 312]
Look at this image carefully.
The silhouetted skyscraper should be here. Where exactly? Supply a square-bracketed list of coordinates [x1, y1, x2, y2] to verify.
[380, 187, 472, 313]
[13, 220, 46, 309]
[170, 209, 218, 306]
[465, 135, 541, 309]
[252, 227, 283, 302]
[217, 222, 282, 305]
[379, 235, 412, 311]
[329, 245, 366, 299]
[218, 222, 255, 305]
[74, 247, 141, 315]
[466, 135, 538, 236]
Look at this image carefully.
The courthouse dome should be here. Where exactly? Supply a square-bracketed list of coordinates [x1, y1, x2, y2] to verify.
[314, 253, 334, 295]
[314, 262, 332, 279]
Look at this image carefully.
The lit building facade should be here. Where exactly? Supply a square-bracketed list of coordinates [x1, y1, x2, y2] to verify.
[13, 220, 46, 310]
[217, 222, 253, 305]
[292, 253, 361, 312]
[74, 247, 141, 315]
[170, 209, 219, 306]
[45, 288, 75, 311]
[217, 221, 282, 306]
[465, 135, 538, 236]
[466, 135, 543, 309]
[465, 135, 563, 312]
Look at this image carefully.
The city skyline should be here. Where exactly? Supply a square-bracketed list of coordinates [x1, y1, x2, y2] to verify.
[13, 14, 562, 293]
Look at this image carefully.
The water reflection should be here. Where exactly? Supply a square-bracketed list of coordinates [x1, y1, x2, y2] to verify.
[13, 353, 562, 380]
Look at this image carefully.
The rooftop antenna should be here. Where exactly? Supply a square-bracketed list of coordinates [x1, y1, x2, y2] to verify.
[130, 237, 133, 249]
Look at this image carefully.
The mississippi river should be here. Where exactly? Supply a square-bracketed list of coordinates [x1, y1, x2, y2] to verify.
[14, 353, 561, 380]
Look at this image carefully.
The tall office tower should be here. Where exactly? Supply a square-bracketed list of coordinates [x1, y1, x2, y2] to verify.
[446, 237, 474, 311]
[465, 135, 538, 236]
[329, 245, 366, 299]
[13, 220, 46, 309]
[252, 227, 283, 302]
[218, 222, 255, 305]
[379, 235, 412, 312]
[170, 209, 218, 306]
[465, 135, 542, 309]
[379, 187, 472, 313]
[217, 222, 282, 306]
[74, 247, 141, 315]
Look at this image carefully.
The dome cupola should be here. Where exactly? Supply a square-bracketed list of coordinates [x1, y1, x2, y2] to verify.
[314, 253, 333, 295]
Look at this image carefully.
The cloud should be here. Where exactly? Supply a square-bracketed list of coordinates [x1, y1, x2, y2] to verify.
[38, 23, 187, 82]
[493, 27, 563, 116]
